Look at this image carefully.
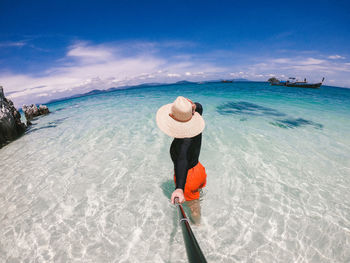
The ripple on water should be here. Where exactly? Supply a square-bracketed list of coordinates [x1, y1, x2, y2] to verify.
[1, 83, 350, 262]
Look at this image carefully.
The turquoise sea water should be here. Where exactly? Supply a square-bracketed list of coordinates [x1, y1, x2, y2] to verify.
[1, 82, 350, 262]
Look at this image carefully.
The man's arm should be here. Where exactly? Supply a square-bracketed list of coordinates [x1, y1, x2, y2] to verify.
[194, 102, 203, 115]
[171, 138, 191, 203]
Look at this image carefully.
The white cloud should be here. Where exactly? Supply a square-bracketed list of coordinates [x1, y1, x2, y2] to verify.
[272, 58, 291, 64]
[272, 57, 325, 65]
[328, 55, 345, 59]
[0, 41, 26, 47]
[37, 93, 49, 97]
[0, 41, 225, 106]
[194, 72, 204, 75]
[67, 42, 113, 62]
[1, 42, 350, 107]
[299, 58, 325, 65]
[233, 55, 350, 86]
[167, 73, 181, 77]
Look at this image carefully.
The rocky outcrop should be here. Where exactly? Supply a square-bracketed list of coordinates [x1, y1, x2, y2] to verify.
[22, 104, 50, 124]
[0, 86, 26, 148]
[39, 105, 50, 115]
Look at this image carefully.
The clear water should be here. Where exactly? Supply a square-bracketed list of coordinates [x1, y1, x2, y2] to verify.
[1, 82, 350, 262]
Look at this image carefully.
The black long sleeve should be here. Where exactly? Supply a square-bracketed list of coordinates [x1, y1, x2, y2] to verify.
[173, 138, 191, 190]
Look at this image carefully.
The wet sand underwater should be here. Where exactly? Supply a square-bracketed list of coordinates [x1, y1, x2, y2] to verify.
[1, 82, 350, 262]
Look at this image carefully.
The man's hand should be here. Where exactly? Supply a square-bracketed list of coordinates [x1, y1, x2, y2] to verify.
[171, 188, 185, 204]
[186, 98, 196, 115]
[191, 102, 196, 115]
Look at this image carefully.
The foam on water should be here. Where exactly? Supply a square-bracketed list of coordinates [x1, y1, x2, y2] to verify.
[1, 82, 350, 262]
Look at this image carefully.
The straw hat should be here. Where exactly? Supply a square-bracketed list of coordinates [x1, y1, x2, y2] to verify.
[156, 96, 205, 138]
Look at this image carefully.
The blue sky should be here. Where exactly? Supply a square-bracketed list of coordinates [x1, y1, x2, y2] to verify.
[1, 0, 350, 106]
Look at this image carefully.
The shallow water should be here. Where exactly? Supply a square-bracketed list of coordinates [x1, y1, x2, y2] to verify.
[1, 82, 350, 262]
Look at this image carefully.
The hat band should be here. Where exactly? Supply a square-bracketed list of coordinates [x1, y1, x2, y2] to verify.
[169, 113, 192, 122]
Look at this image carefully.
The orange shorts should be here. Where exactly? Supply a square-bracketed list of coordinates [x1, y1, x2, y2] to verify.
[174, 162, 207, 201]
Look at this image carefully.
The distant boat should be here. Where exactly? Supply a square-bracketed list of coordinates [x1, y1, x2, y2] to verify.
[269, 77, 324, 89]
[221, 80, 233, 83]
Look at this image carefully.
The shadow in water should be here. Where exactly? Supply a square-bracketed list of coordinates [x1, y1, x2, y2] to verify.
[54, 107, 65, 112]
[217, 101, 323, 130]
[217, 101, 286, 117]
[48, 117, 69, 125]
[270, 118, 323, 129]
[25, 117, 69, 134]
[161, 179, 180, 261]
[161, 180, 174, 200]
[26, 124, 57, 134]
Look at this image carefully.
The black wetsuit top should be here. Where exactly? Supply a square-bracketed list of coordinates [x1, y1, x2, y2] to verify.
[170, 102, 203, 190]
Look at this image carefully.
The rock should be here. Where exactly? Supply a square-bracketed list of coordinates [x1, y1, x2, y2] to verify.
[22, 103, 50, 124]
[39, 105, 50, 115]
[22, 104, 39, 121]
[0, 86, 26, 148]
[0, 86, 4, 101]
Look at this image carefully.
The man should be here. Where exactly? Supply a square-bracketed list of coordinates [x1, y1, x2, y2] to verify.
[156, 96, 207, 224]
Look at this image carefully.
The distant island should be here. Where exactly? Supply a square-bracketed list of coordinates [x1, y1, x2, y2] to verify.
[47, 79, 250, 104]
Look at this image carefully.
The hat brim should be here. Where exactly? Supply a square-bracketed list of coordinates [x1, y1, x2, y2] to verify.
[156, 103, 205, 138]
